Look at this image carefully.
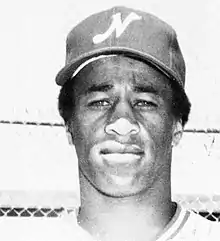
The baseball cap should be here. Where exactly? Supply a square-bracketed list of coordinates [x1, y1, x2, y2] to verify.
[55, 6, 185, 89]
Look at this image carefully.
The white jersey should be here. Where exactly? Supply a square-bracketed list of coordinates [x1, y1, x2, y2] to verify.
[155, 203, 220, 240]
[0, 203, 219, 240]
[69, 203, 220, 241]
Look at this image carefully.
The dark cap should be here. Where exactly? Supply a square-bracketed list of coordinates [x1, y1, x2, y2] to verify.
[55, 6, 185, 88]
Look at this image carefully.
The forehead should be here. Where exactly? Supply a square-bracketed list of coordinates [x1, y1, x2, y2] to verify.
[73, 56, 171, 92]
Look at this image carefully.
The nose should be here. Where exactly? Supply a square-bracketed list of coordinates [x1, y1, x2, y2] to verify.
[105, 118, 140, 136]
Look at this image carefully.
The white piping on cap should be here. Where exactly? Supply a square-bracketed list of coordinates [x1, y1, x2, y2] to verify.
[71, 54, 117, 78]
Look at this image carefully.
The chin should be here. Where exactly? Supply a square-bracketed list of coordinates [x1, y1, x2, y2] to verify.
[98, 186, 143, 198]
[94, 175, 146, 198]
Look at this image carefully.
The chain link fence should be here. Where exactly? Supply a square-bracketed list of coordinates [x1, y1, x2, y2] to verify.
[0, 204, 218, 222]
[1, 114, 220, 223]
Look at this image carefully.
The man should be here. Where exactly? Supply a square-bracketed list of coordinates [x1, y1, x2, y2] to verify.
[56, 6, 219, 241]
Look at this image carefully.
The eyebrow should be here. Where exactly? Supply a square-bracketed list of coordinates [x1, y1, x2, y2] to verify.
[85, 83, 159, 95]
[133, 84, 159, 95]
[86, 83, 114, 94]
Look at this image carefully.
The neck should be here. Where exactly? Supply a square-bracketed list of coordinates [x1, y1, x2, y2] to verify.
[77, 171, 176, 241]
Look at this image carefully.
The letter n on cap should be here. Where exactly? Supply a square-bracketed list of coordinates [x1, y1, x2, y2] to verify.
[93, 12, 142, 44]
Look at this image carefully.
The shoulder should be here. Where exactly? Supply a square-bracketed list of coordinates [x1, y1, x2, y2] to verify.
[190, 211, 219, 239]
[177, 208, 220, 240]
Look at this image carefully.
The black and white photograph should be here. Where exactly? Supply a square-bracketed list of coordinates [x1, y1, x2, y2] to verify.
[0, 0, 220, 240]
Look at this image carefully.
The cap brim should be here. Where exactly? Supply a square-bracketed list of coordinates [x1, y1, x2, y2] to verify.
[55, 47, 183, 88]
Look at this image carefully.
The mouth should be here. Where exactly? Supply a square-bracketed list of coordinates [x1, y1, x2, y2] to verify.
[99, 141, 144, 167]
[101, 153, 142, 166]
[100, 141, 144, 155]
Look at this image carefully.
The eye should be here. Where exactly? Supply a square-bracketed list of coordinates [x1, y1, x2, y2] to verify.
[88, 99, 111, 108]
[134, 100, 158, 109]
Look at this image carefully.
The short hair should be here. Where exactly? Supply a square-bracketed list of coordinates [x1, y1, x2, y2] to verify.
[58, 79, 75, 127]
[169, 80, 191, 126]
[58, 75, 191, 127]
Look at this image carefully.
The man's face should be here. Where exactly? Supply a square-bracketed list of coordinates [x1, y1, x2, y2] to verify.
[69, 56, 181, 197]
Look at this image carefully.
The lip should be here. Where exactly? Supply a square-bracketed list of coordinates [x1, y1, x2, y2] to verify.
[101, 153, 142, 166]
[98, 141, 144, 171]
[101, 153, 142, 176]
[99, 140, 144, 155]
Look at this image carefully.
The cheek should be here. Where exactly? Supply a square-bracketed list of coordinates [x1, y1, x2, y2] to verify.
[71, 111, 104, 153]
[140, 112, 173, 152]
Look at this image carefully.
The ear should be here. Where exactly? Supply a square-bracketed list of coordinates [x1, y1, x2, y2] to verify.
[172, 120, 183, 147]
[65, 125, 74, 146]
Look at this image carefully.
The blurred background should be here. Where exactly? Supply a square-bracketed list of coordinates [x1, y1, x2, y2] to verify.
[0, 0, 220, 220]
